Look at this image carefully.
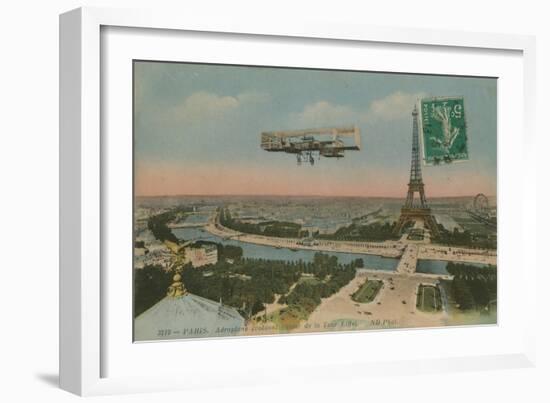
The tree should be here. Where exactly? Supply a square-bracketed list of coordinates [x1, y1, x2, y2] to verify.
[451, 277, 476, 310]
[251, 300, 265, 316]
[134, 265, 172, 317]
[147, 211, 179, 244]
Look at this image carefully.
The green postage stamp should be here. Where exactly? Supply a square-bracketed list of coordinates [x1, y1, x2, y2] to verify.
[420, 97, 468, 165]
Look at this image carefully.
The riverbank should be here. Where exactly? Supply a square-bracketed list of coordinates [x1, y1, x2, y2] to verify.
[205, 220, 405, 258]
[204, 219, 497, 266]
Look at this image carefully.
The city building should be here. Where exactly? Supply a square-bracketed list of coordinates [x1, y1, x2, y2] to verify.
[184, 243, 218, 268]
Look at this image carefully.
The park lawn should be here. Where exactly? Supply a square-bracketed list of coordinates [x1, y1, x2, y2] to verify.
[416, 284, 442, 312]
[297, 276, 322, 285]
[352, 279, 384, 303]
[270, 305, 308, 331]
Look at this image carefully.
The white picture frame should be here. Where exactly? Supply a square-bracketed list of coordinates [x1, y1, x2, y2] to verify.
[59, 6, 537, 396]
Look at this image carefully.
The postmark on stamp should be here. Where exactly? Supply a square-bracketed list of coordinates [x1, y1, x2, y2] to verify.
[420, 97, 468, 165]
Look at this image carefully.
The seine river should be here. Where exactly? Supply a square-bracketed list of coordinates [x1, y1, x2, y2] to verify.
[173, 227, 399, 271]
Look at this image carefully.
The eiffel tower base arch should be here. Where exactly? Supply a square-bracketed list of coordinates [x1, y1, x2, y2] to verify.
[393, 207, 440, 237]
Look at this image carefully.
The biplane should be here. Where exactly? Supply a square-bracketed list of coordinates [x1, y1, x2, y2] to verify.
[260, 126, 361, 165]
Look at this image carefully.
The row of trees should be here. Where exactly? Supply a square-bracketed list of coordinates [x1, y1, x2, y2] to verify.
[147, 211, 179, 244]
[318, 222, 399, 242]
[219, 208, 308, 238]
[217, 244, 243, 261]
[434, 227, 497, 250]
[146, 206, 197, 244]
[447, 263, 497, 311]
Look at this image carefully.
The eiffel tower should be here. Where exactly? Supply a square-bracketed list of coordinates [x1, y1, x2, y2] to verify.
[393, 105, 440, 237]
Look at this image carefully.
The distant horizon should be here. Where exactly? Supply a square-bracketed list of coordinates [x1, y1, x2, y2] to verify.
[135, 192, 496, 199]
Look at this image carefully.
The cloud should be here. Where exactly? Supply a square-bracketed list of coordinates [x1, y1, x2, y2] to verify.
[289, 92, 425, 129]
[365, 91, 426, 121]
[168, 91, 270, 125]
[290, 101, 358, 127]
[236, 91, 271, 104]
[169, 91, 238, 123]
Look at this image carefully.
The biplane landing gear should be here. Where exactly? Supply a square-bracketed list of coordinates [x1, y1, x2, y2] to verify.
[261, 126, 361, 165]
[296, 152, 315, 166]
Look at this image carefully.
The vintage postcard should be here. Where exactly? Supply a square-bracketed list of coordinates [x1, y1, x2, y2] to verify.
[133, 61, 497, 342]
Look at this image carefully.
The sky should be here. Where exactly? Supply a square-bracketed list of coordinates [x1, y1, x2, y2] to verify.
[134, 61, 497, 198]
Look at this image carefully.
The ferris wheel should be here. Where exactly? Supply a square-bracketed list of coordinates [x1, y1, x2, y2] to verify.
[473, 193, 489, 212]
